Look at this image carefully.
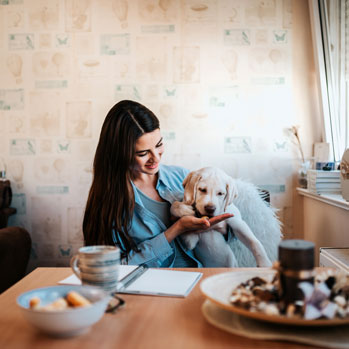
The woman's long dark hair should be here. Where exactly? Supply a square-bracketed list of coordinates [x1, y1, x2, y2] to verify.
[83, 100, 160, 256]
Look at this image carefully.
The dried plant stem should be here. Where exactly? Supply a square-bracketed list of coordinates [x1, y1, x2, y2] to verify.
[290, 126, 305, 163]
[295, 134, 305, 163]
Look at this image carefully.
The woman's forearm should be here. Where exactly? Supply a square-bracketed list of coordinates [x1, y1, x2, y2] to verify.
[164, 220, 182, 242]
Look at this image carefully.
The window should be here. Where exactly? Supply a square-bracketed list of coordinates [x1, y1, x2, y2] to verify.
[309, 0, 349, 162]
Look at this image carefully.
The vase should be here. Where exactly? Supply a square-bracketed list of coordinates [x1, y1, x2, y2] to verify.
[340, 148, 349, 201]
[298, 161, 311, 188]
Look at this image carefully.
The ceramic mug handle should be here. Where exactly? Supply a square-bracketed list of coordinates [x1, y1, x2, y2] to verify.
[70, 255, 81, 279]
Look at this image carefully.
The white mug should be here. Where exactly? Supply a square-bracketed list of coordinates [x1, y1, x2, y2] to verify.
[70, 245, 120, 292]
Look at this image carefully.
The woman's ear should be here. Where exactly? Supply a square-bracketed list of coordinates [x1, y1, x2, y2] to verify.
[224, 176, 238, 210]
[183, 172, 201, 205]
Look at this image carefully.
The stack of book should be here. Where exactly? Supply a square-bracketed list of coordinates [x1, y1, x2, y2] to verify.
[307, 170, 341, 194]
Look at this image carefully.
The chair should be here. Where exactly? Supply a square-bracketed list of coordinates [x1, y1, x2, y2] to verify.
[0, 180, 32, 293]
[0, 226, 32, 293]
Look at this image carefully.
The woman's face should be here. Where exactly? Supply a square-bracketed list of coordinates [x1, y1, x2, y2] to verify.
[133, 128, 164, 176]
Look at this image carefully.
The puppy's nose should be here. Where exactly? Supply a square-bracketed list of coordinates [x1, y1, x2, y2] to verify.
[204, 205, 216, 215]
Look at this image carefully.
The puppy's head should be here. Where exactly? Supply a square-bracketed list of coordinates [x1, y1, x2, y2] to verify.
[182, 167, 237, 217]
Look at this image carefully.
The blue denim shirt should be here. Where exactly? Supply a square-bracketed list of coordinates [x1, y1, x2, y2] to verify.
[112, 164, 203, 268]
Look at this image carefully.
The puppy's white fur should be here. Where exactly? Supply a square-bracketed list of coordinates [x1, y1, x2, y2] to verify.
[171, 167, 272, 267]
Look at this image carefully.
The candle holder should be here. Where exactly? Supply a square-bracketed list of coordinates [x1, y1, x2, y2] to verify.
[277, 239, 315, 307]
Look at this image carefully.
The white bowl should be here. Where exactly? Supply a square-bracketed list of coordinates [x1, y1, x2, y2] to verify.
[17, 285, 111, 337]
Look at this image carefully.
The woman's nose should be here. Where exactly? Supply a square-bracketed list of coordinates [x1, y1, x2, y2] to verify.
[150, 149, 162, 162]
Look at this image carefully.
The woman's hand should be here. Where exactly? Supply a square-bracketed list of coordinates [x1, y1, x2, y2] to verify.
[206, 213, 234, 227]
[164, 213, 234, 242]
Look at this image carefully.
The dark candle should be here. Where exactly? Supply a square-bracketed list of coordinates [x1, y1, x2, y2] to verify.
[278, 239, 315, 306]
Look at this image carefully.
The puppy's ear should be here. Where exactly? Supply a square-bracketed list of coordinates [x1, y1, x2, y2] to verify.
[224, 176, 238, 210]
[183, 172, 202, 205]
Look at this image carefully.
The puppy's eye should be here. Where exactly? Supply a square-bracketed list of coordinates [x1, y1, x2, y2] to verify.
[217, 192, 225, 196]
[198, 188, 207, 193]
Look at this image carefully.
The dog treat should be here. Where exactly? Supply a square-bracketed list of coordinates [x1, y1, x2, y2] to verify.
[201, 216, 209, 220]
[229, 270, 349, 320]
[29, 297, 41, 309]
[41, 298, 69, 311]
[29, 291, 91, 311]
[66, 291, 91, 307]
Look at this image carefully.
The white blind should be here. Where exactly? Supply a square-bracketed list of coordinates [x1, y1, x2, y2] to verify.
[346, 0, 349, 80]
[345, 0, 349, 148]
[309, 0, 349, 159]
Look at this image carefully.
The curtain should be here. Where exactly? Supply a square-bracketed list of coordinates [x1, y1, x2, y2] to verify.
[309, 0, 349, 162]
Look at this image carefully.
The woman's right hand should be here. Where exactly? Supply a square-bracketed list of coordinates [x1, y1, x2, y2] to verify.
[164, 213, 233, 242]
[207, 213, 234, 226]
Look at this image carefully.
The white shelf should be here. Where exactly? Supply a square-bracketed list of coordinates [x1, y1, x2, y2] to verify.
[297, 188, 349, 210]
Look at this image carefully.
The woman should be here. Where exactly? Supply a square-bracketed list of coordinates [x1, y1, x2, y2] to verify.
[83, 100, 232, 267]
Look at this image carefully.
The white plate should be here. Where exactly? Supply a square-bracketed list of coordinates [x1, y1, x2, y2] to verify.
[200, 269, 349, 326]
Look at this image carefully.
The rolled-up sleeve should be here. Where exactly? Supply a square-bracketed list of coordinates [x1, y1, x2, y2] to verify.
[127, 232, 174, 267]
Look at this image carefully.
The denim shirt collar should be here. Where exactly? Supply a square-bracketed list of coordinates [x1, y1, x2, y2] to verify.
[156, 164, 171, 189]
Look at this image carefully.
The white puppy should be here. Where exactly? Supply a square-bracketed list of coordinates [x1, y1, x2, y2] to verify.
[171, 167, 272, 267]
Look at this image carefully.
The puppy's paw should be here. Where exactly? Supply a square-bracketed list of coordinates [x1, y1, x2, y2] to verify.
[171, 201, 195, 217]
[181, 234, 199, 250]
[181, 204, 196, 216]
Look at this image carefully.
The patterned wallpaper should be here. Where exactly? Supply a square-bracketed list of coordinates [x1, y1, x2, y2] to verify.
[0, 0, 309, 270]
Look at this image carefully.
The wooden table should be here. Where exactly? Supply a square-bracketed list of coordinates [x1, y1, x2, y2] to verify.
[0, 267, 320, 349]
